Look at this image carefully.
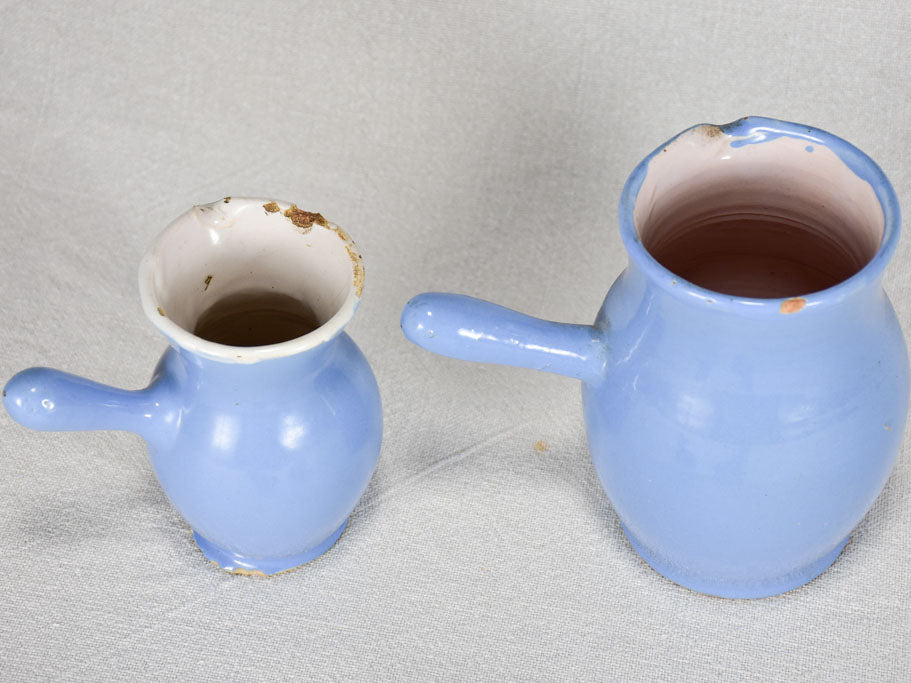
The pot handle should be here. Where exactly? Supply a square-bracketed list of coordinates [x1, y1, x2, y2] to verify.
[3, 367, 175, 444]
[401, 293, 605, 383]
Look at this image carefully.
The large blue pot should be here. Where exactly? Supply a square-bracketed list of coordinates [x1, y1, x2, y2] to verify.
[401, 117, 909, 598]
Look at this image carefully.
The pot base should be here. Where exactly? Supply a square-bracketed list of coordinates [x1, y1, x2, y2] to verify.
[193, 519, 349, 576]
[621, 524, 849, 599]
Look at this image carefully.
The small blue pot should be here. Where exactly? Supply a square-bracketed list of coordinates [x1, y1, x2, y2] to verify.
[4, 198, 382, 575]
[401, 117, 909, 598]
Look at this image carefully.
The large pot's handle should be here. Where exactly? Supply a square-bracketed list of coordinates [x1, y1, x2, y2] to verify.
[400, 293, 606, 383]
[3, 367, 175, 444]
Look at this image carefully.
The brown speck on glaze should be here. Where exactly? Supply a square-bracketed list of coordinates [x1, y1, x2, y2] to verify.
[345, 245, 365, 297]
[533, 440, 548, 453]
[206, 557, 304, 578]
[237, 562, 308, 577]
[228, 566, 267, 577]
[701, 125, 724, 138]
[780, 297, 806, 314]
[204, 275, 213, 291]
[284, 205, 328, 231]
[332, 225, 353, 243]
[157, 306, 166, 316]
[263, 201, 281, 213]
[223, 196, 231, 203]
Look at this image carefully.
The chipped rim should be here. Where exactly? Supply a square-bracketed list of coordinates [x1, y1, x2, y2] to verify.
[138, 197, 364, 364]
[618, 116, 902, 317]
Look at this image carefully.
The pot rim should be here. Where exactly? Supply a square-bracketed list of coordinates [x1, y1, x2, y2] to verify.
[618, 115, 901, 317]
[138, 197, 363, 364]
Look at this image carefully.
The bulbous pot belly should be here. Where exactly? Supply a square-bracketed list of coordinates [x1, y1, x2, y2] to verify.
[583, 292, 909, 597]
[148, 334, 382, 561]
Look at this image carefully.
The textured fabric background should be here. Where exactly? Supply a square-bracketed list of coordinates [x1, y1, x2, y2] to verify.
[1, 1, 910, 680]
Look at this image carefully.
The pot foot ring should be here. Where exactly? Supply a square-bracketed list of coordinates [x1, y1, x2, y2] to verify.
[193, 518, 349, 576]
[621, 523, 849, 599]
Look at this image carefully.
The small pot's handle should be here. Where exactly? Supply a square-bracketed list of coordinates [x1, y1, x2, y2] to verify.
[3, 367, 174, 443]
[401, 293, 606, 383]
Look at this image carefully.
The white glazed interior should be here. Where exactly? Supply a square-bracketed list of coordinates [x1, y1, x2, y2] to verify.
[633, 126, 884, 297]
[138, 197, 364, 363]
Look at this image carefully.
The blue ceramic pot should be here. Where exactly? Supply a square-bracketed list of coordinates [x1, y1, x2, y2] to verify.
[402, 117, 909, 597]
[4, 198, 382, 575]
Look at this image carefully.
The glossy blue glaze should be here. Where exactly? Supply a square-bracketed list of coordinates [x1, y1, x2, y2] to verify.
[3, 332, 382, 574]
[401, 294, 606, 383]
[4, 198, 382, 574]
[401, 117, 909, 597]
[4, 324, 382, 575]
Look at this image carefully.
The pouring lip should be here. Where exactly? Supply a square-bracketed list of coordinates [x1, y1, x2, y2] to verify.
[138, 197, 364, 364]
[618, 115, 902, 316]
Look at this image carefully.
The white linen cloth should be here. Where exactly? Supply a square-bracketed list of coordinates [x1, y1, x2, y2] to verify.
[1, 1, 909, 679]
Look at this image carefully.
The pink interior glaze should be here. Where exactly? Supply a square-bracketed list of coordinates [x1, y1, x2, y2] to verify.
[633, 126, 884, 298]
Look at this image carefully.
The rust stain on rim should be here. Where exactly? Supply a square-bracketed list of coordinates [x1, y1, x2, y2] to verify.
[780, 297, 807, 314]
[283, 205, 328, 231]
[262, 201, 365, 298]
[700, 124, 724, 138]
[345, 245, 365, 297]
